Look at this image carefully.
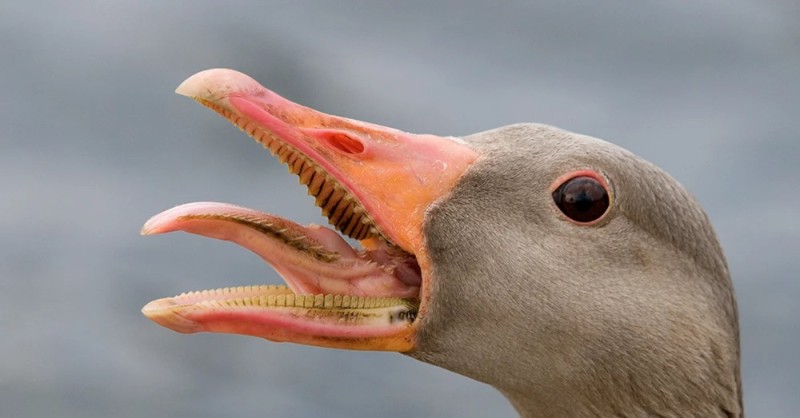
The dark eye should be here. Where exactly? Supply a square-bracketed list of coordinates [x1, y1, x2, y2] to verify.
[552, 176, 609, 223]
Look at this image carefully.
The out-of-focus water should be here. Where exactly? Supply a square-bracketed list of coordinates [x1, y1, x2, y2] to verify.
[1, 2, 797, 417]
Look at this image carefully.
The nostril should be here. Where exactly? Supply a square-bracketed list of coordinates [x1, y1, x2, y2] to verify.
[322, 131, 365, 154]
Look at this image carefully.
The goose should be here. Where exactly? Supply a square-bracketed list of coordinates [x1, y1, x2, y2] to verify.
[142, 69, 742, 417]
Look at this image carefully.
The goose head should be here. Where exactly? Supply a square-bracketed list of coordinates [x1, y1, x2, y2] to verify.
[142, 69, 741, 417]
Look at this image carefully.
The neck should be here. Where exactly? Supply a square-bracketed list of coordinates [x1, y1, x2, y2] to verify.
[414, 256, 743, 417]
[501, 373, 743, 418]
[494, 280, 743, 418]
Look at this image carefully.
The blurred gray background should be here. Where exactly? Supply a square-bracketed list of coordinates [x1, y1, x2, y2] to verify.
[2, 1, 798, 417]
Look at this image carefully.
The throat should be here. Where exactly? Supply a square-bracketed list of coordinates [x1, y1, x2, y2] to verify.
[499, 371, 742, 418]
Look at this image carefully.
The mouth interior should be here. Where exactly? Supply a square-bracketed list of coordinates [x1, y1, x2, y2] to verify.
[142, 98, 421, 333]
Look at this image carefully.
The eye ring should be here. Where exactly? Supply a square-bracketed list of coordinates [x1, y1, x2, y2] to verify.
[551, 170, 612, 225]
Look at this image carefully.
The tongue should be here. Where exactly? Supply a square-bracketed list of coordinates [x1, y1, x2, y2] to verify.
[142, 202, 419, 298]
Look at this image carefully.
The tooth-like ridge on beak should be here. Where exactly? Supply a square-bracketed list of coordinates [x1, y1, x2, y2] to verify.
[195, 98, 383, 243]
[177, 285, 416, 312]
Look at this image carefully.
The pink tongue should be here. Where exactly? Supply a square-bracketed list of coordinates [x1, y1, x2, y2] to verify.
[141, 202, 420, 298]
[143, 202, 350, 251]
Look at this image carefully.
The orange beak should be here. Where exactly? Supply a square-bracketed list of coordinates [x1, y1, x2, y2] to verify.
[142, 69, 478, 351]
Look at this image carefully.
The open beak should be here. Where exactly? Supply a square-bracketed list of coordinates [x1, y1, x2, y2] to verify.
[142, 69, 478, 352]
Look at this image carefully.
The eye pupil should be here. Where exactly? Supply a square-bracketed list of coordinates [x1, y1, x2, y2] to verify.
[553, 176, 609, 223]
